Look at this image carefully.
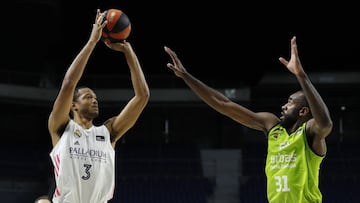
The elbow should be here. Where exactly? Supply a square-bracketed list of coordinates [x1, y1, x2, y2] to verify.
[144, 93, 150, 105]
[325, 116, 334, 131]
[143, 88, 150, 102]
[326, 120, 334, 134]
[136, 84, 150, 101]
[320, 119, 333, 137]
[139, 89, 150, 105]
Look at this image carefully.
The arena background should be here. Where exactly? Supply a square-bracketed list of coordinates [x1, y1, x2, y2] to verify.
[1, 0, 359, 202]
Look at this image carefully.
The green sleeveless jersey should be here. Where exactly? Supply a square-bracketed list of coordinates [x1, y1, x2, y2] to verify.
[265, 123, 324, 203]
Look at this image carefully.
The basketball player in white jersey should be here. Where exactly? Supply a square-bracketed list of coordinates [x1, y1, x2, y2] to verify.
[48, 9, 150, 203]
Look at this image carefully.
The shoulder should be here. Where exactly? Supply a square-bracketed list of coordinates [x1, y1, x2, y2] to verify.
[103, 117, 116, 131]
[267, 123, 282, 135]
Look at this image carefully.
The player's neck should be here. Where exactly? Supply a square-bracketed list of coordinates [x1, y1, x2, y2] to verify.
[74, 117, 93, 129]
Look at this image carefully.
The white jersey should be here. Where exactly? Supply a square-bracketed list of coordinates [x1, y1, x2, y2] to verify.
[50, 120, 115, 203]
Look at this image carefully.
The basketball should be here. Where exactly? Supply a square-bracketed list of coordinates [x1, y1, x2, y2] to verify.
[101, 9, 131, 43]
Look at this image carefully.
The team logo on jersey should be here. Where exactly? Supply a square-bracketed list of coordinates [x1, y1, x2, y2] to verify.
[271, 126, 282, 139]
[96, 135, 105, 141]
[73, 129, 82, 138]
[272, 129, 281, 139]
[272, 132, 280, 139]
[279, 141, 290, 150]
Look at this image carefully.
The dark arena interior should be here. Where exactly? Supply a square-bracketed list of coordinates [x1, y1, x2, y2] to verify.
[1, 0, 359, 202]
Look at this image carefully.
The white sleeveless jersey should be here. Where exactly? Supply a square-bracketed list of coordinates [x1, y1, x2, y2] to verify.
[50, 120, 115, 203]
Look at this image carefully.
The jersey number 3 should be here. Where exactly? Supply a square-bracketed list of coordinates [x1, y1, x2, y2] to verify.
[81, 164, 92, 180]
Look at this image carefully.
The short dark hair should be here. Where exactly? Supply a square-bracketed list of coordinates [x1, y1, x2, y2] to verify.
[73, 86, 90, 102]
[70, 86, 90, 118]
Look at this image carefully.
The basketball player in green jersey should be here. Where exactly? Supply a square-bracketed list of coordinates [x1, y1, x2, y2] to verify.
[164, 36, 333, 203]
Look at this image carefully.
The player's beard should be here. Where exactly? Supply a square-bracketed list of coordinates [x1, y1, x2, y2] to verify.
[280, 113, 297, 129]
[80, 108, 99, 120]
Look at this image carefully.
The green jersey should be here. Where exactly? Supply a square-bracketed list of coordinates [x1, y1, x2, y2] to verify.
[265, 123, 324, 203]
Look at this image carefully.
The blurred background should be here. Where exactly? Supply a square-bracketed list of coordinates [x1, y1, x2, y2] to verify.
[1, 0, 359, 202]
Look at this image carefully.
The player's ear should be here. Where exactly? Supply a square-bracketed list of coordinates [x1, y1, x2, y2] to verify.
[71, 102, 78, 112]
[299, 106, 310, 116]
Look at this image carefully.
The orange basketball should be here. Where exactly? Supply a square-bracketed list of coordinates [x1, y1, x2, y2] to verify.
[101, 9, 131, 43]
